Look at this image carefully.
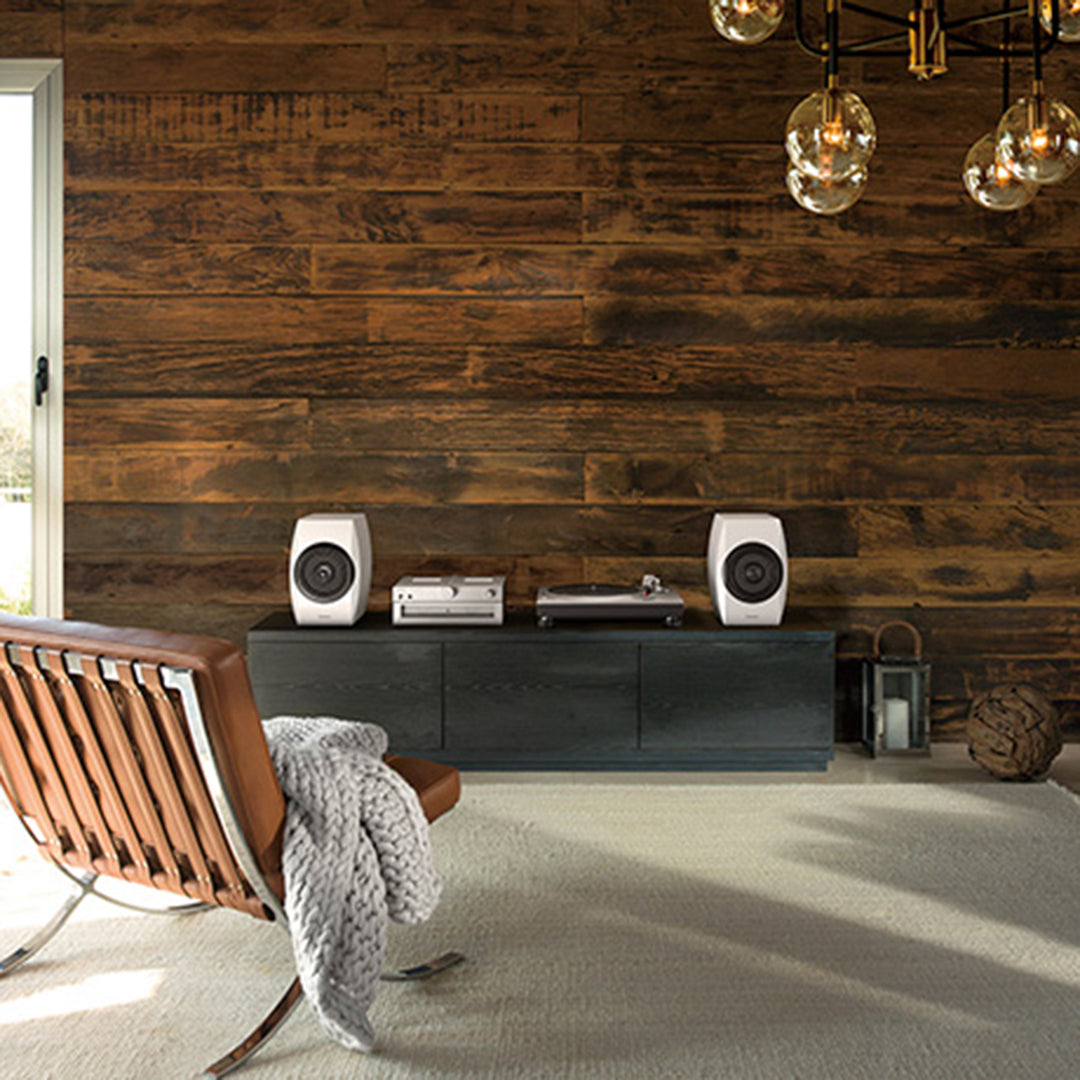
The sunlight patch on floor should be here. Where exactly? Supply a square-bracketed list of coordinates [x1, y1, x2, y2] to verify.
[0, 968, 163, 1024]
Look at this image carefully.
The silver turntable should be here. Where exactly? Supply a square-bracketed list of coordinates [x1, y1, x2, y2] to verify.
[536, 574, 684, 628]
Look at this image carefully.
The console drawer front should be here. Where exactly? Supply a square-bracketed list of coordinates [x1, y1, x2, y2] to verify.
[641, 641, 833, 751]
[248, 641, 443, 750]
[444, 642, 638, 752]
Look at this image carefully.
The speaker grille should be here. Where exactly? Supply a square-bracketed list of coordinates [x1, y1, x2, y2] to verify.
[294, 542, 356, 603]
[723, 542, 784, 604]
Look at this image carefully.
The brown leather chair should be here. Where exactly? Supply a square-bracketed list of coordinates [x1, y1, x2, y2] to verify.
[0, 612, 461, 1076]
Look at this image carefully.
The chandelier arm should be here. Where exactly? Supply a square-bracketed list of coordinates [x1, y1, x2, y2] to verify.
[842, 2, 912, 28]
[941, 5, 1028, 29]
[942, 2, 1059, 52]
[946, 29, 1023, 51]
[840, 36, 909, 53]
[793, 0, 828, 59]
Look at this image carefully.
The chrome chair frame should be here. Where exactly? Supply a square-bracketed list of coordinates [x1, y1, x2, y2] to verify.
[0, 626, 461, 1078]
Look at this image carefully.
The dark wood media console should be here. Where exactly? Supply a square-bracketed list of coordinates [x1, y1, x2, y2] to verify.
[247, 612, 836, 771]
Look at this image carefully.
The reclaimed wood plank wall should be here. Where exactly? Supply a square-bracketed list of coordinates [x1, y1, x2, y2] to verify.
[6, 0, 1078, 738]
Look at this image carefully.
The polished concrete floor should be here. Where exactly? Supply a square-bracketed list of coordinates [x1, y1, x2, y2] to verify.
[464, 742, 1080, 794]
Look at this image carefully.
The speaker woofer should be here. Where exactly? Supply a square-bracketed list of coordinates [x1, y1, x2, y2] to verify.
[293, 542, 356, 603]
[723, 541, 784, 604]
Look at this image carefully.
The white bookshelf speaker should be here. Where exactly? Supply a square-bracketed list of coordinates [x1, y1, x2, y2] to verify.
[289, 513, 372, 626]
[707, 513, 788, 626]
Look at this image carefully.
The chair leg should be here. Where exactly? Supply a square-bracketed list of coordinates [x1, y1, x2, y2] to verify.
[50, 860, 212, 916]
[0, 871, 96, 977]
[381, 950, 466, 982]
[199, 955, 464, 1076]
[199, 976, 304, 1079]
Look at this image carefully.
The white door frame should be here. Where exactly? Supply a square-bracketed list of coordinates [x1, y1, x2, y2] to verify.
[0, 60, 63, 617]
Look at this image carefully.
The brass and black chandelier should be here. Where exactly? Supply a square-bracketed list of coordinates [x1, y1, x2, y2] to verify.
[708, 0, 1080, 213]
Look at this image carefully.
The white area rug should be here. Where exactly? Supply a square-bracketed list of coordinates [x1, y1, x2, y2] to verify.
[2, 781, 1080, 1079]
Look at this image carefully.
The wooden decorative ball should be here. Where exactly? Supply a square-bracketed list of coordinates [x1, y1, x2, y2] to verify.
[967, 684, 1063, 781]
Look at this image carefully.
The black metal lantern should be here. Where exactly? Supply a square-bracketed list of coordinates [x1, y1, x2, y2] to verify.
[862, 620, 931, 756]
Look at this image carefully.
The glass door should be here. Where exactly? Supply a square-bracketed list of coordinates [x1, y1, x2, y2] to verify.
[0, 61, 62, 617]
[0, 93, 34, 613]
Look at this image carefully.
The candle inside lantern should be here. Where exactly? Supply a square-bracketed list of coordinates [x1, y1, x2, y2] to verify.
[883, 697, 911, 750]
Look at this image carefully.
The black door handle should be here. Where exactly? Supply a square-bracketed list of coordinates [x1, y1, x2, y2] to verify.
[35, 355, 48, 406]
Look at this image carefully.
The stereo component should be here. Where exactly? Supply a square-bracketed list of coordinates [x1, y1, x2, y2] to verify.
[289, 513, 372, 626]
[536, 575, 684, 628]
[392, 575, 505, 626]
[707, 513, 788, 626]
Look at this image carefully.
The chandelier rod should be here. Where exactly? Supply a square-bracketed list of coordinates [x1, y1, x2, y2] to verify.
[1031, 0, 1046, 80]
[1000, 1, 1012, 112]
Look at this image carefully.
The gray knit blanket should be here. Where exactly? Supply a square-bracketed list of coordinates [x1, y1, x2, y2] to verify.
[262, 716, 442, 1052]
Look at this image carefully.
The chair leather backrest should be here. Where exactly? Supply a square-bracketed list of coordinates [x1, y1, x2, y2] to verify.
[0, 614, 285, 919]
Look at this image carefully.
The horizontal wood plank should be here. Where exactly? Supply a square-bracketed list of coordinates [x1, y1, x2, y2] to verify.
[311, 243, 1080, 300]
[66, 296, 581, 346]
[307, 398, 1080, 455]
[0, 10, 61, 53]
[67, 191, 582, 244]
[64, 342, 857, 400]
[66, 296, 371, 343]
[387, 39, 820, 94]
[585, 453, 1080, 505]
[66, 139, 451, 190]
[65, 43, 387, 92]
[65, 0, 580, 44]
[67, 239, 1080, 302]
[312, 244, 591, 295]
[66, 242, 311, 294]
[67, 92, 580, 142]
[66, 399, 310, 448]
[584, 296, 1080, 347]
[855, 349, 1080, 402]
[65, 342, 471, 397]
[858, 505, 1080, 557]
[583, 192, 1080, 248]
[65, 450, 585, 504]
[366, 298, 583, 345]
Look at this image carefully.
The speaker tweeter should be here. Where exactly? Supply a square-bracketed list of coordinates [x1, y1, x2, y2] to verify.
[289, 513, 372, 626]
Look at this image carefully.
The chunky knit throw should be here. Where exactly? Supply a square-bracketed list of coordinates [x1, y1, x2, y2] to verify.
[262, 716, 442, 1052]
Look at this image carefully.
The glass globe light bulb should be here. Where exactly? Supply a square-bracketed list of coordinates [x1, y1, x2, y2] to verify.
[708, 0, 784, 44]
[996, 93, 1080, 184]
[785, 88, 877, 181]
[1039, 0, 1080, 42]
[786, 163, 868, 215]
[962, 132, 1039, 211]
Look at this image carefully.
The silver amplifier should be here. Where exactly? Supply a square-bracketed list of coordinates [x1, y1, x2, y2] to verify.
[392, 575, 505, 626]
